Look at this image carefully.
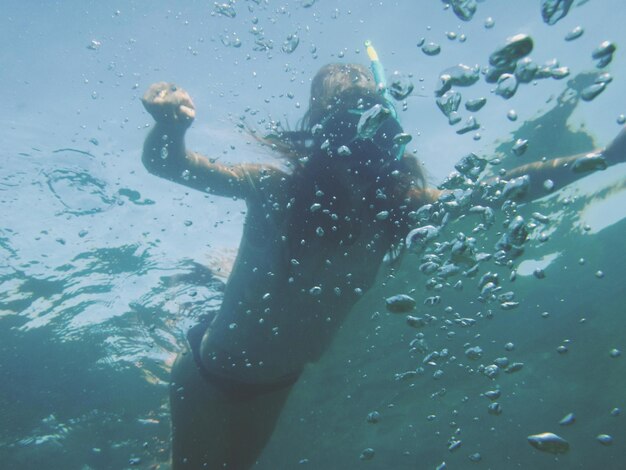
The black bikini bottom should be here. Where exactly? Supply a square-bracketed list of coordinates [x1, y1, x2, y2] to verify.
[186, 318, 301, 402]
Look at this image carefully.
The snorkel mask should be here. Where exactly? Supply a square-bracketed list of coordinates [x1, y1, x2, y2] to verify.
[313, 41, 410, 164]
[314, 98, 408, 164]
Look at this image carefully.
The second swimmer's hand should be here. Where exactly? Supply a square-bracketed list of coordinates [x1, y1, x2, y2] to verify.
[142, 82, 196, 130]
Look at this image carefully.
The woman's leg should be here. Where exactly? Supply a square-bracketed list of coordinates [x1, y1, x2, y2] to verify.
[169, 349, 294, 469]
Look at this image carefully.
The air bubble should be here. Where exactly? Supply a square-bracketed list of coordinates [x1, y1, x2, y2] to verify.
[422, 42, 441, 56]
[281, 34, 300, 53]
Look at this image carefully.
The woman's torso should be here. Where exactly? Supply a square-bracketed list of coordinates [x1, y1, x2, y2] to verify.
[200, 169, 401, 383]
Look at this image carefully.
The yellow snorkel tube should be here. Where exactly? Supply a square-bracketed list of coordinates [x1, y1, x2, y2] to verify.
[363, 40, 410, 160]
[365, 40, 386, 91]
[365, 40, 397, 118]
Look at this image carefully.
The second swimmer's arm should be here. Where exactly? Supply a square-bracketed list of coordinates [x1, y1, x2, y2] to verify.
[499, 125, 626, 201]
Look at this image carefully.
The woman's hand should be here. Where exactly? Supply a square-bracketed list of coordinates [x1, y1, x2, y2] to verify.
[142, 82, 196, 130]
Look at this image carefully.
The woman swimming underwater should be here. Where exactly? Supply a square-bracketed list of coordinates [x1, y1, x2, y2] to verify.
[141, 61, 626, 469]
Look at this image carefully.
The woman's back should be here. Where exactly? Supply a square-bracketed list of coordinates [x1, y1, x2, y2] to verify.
[204, 160, 401, 383]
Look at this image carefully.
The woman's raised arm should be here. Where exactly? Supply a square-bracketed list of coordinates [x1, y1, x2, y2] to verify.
[141, 82, 283, 200]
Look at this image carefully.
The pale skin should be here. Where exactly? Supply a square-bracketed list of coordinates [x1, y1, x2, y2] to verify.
[141, 82, 625, 469]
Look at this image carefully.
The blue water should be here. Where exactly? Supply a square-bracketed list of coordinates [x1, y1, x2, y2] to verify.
[1, 1, 625, 468]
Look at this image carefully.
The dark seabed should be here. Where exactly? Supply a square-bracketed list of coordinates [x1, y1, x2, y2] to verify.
[1, 1, 625, 469]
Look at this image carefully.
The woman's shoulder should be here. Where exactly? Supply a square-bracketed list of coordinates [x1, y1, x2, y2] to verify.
[240, 163, 293, 204]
